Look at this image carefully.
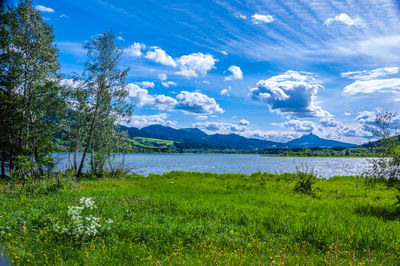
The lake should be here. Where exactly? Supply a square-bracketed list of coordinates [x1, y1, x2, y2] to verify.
[54, 153, 373, 178]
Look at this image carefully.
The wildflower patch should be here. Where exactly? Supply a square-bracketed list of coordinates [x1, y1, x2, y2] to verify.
[53, 197, 113, 240]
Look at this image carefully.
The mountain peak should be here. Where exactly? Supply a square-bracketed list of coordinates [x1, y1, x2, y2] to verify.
[288, 133, 355, 148]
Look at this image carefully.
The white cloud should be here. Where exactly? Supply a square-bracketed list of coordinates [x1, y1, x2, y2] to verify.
[344, 112, 352, 116]
[117, 36, 125, 41]
[355, 110, 377, 125]
[283, 120, 316, 132]
[138, 81, 155, 88]
[220, 88, 230, 96]
[343, 78, 400, 95]
[251, 13, 274, 24]
[145, 46, 177, 67]
[195, 115, 208, 120]
[220, 50, 228, 55]
[161, 81, 177, 87]
[125, 42, 146, 57]
[126, 43, 216, 78]
[126, 83, 177, 110]
[341, 67, 400, 80]
[176, 91, 224, 115]
[235, 14, 247, 20]
[225, 65, 243, 81]
[176, 53, 217, 77]
[239, 119, 250, 126]
[243, 130, 300, 142]
[202, 80, 210, 84]
[324, 13, 362, 27]
[250, 70, 330, 118]
[158, 73, 167, 81]
[125, 113, 177, 128]
[320, 117, 339, 127]
[59, 14, 68, 19]
[35, 5, 54, 13]
[192, 121, 248, 134]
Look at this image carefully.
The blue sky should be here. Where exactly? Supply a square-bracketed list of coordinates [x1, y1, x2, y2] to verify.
[17, 0, 400, 143]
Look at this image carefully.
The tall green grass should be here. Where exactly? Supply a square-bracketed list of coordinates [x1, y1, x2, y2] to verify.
[1, 171, 400, 264]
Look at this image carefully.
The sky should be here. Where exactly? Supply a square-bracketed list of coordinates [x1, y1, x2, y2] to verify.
[12, 0, 400, 144]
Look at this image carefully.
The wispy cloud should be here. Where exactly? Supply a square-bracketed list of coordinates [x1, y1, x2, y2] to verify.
[343, 78, 400, 95]
[341, 67, 400, 80]
[35, 5, 54, 13]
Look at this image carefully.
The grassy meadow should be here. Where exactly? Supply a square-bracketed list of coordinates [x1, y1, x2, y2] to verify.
[1, 171, 400, 265]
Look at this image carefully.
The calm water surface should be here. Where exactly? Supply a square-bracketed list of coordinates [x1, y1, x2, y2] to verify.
[54, 153, 372, 178]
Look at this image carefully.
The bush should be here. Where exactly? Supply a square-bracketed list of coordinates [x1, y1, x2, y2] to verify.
[364, 112, 400, 204]
[293, 166, 318, 195]
[5, 156, 76, 194]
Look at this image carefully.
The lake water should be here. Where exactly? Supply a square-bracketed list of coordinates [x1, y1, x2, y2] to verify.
[54, 153, 373, 178]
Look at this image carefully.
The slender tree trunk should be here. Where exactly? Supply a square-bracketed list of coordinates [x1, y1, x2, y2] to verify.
[77, 112, 98, 178]
[73, 127, 80, 171]
[1, 152, 5, 178]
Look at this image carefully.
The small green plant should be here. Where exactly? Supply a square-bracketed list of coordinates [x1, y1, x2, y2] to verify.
[53, 197, 113, 241]
[293, 166, 318, 194]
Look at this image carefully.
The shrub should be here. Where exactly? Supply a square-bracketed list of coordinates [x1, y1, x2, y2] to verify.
[6, 156, 76, 194]
[364, 112, 400, 205]
[293, 166, 318, 195]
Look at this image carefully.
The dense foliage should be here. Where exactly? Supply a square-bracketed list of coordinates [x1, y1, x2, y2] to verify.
[0, 0, 132, 178]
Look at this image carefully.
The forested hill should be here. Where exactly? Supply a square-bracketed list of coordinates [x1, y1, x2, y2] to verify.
[120, 125, 356, 151]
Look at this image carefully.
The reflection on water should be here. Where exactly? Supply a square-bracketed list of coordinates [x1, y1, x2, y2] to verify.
[53, 153, 372, 178]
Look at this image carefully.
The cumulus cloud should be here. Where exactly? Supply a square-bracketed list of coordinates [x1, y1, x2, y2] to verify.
[192, 121, 248, 134]
[320, 117, 339, 127]
[125, 113, 177, 128]
[126, 83, 177, 110]
[239, 119, 250, 126]
[176, 53, 217, 77]
[225, 65, 243, 81]
[176, 91, 224, 115]
[250, 70, 330, 118]
[126, 43, 216, 77]
[158, 73, 167, 81]
[251, 13, 274, 24]
[343, 78, 400, 95]
[324, 13, 362, 27]
[344, 112, 352, 116]
[244, 130, 301, 142]
[220, 88, 230, 96]
[35, 5, 54, 13]
[341, 67, 400, 80]
[283, 120, 316, 132]
[145, 46, 177, 67]
[138, 81, 155, 88]
[125, 42, 146, 57]
[355, 110, 377, 125]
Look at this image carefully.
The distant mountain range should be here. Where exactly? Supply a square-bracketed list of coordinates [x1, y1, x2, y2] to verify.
[120, 125, 356, 150]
